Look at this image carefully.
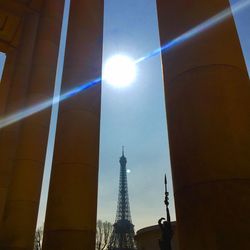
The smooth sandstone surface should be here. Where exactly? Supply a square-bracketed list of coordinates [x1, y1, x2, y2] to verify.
[42, 0, 103, 249]
[0, 1, 64, 249]
[0, 12, 38, 226]
[157, 0, 250, 249]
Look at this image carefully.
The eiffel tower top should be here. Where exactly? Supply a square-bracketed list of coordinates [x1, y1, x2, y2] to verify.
[120, 146, 127, 165]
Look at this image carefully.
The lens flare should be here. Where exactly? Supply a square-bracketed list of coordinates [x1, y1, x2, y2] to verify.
[0, 0, 249, 129]
[0, 77, 101, 129]
[136, 0, 250, 63]
[103, 55, 136, 87]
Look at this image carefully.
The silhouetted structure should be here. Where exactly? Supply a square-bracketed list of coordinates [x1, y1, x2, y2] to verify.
[108, 148, 136, 250]
[158, 175, 173, 250]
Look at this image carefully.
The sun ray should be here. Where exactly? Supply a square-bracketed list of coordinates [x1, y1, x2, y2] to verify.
[0, 0, 249, 130]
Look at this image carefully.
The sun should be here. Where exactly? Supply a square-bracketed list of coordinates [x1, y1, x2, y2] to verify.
[103, 55, 136, 88]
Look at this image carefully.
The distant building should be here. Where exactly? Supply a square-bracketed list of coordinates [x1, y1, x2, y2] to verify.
[135, 222, 179, 250]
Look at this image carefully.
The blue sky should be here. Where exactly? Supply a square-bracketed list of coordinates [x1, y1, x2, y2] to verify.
[98, 0, 250, 231]
[231, 0, 250, 75]
[98, 0, 172, 230]
[0, 0, 249, 231]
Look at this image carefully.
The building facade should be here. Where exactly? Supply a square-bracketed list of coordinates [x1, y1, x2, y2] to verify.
[135, 223, 179, 250]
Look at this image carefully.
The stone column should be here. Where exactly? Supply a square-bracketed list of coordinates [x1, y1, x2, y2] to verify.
[0, 51, 18, 223]
[0, 51, 17, 116]
[42, 0, 103, 249]
[156, 0, 250, 249]
[0, 12, 38, 226]
[0, 51, 17, 225]
[0, 0, 64, 249]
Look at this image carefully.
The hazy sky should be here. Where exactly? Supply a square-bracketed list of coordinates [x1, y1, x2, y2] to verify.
[0, 0, 249, 232]
[231, 0, 250, 75]
[98, 0, 172, 230]
[98, 0, 250, 231]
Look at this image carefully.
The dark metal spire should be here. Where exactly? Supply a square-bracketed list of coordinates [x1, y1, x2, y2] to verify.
[164, 174, 171, 223]
[108, 149, 136, 250]
[158, 174, 173, 250]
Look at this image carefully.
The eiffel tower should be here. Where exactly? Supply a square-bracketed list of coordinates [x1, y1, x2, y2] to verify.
[108, 147, 136, 250]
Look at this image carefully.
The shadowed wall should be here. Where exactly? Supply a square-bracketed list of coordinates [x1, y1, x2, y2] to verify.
[42, 0, 104, 249]
[157, 0, 250, 249]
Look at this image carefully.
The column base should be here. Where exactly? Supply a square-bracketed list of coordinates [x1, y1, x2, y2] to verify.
[43, 229, 96, 250]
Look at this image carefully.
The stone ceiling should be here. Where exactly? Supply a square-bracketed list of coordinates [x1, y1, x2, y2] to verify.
[0, 0, 43, 53]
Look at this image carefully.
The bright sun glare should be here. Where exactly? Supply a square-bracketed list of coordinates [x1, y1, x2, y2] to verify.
[103, 55, 136, 87]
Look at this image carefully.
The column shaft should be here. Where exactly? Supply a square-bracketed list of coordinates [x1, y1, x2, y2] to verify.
[0, 50, 17, 116]
[157, 0, 250, 249]
[0, 12, 38, 226]
[43, 0, 103, 249]
[0, 0, 64, 249]
[0, 51, 17, 226]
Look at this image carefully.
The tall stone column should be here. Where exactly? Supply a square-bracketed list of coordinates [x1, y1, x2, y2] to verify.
[0, 1, 64, 249]
[0, 51, 18, 223]
[43, 1, 103, 249]
[0, 51, 17, 116]
[156, 0, 250, 249]
[0, 12, 38, 226]
[0, 51, 17, 225]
